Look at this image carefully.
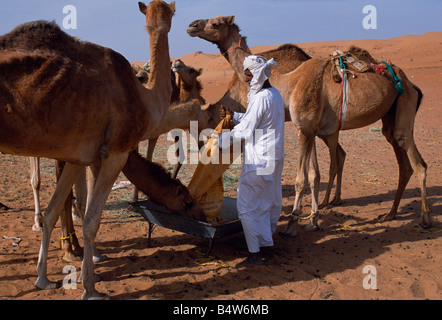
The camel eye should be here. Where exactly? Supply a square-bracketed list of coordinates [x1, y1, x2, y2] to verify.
[211, 22, 220, 28]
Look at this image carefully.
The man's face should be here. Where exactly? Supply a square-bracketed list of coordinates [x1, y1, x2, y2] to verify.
[244, 69, 253, 85]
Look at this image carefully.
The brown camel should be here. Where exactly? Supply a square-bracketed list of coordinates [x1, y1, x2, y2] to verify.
[0, 0, 195, 299]
[187, 16, 430, 231]
[131, 62, 149, 83]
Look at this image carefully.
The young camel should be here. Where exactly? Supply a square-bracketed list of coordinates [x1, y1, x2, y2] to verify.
[0, 1, 200, 300]
[132, 58, 211, 201]
[187, 16, 430, 231]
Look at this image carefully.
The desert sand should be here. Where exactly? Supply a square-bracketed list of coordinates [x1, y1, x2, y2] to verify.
[0, 32, 441, 301]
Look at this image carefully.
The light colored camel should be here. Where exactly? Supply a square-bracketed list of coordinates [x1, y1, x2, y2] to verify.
[29, 157, 88, 262]
[187, 16, 430, 231]
[29, 158, 86, 228]
[0, 0, 190, 299]
[280, 56, 429, 234]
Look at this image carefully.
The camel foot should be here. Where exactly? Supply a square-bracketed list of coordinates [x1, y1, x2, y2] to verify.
[279, 218, 298, 237]
[377, 213, 395, 223]
[81, 289, 111, 300]
[93, 254, 107, 263]
[420, 213, 432, 229]
[62, 251, 82, 263]
[319, 198, 343, 209]
[305, 222, 320, 232]
[318, 201, 329, 209]
[306, 211, 320, 231]
[35, 276, 60, 290]
[330, 197, 343, 206]
[32, 223, 43, 232]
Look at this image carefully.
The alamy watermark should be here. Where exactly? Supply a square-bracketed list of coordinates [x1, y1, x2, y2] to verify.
[362, 5, 377, 30]
[62, 5, 77, 30]
[62, 264, 77, 289]
[362, 265, 377, 290]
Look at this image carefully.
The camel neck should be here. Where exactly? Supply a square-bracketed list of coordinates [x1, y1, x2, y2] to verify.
[219, 33, 251, 88]
[147, 31, 172, 102]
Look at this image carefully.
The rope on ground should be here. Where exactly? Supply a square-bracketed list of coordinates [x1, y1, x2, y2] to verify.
[335, 223, 381, 232]
[194, 248, 229, 268]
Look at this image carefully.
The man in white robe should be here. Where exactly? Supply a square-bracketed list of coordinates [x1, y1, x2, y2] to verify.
[219, 55, 285, 267]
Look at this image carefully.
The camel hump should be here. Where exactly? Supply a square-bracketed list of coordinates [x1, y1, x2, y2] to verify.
[0, 20, 73, 52]
[347, 46, 378, 64]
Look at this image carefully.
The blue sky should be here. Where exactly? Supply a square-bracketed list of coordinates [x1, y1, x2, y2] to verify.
[0, 0, 440, 63]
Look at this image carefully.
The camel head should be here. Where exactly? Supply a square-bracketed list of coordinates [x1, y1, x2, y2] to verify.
[170, 179, 207, 221]
[172, 59, 204, 102]
[138, 0, 175, 33]
[187, 16, 236, 44]
[172, 59, 203, 87]
[131, 63, 149, 84]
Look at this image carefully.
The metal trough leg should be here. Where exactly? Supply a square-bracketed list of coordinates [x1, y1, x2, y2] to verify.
[147, 222, 153, 247]
[205, 238, 215, 258]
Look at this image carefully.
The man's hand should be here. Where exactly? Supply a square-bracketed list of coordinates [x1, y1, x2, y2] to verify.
[220, 105, 234, 120]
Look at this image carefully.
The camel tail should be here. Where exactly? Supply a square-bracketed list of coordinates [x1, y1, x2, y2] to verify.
[413, 83, 424, 114]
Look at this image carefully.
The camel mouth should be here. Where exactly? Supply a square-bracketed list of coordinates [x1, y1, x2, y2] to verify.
[171, 59, 185, 72]
[186, 28, 199, 37]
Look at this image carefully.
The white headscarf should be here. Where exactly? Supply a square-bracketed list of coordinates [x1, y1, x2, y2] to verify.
[243, 55, 277, 100]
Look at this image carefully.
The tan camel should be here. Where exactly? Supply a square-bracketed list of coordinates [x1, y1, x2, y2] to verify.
[172, 59, 205, 104]
[144, 59, 208, 174]
[131, 58, 211, 201]
[187, 16, 430, 231]
[280, 56, 429, 234]
[0, 0, 192, 299]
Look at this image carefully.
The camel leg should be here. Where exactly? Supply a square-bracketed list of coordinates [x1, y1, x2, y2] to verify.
[383, 83, 430, 227]
[332, 143, 346, 205]
[35, 163, 84, 290]
[319, 133, 346, 208]
[56, 161, 83, 262]
[132, 144, 142, 202]
[73, 167, 87, 221]
[405, 140, 430, 227]
[171, 135, 184, 179]
[378, 109, 413, 223]
[30, 157, 43, 231]
[86, 165, 107, 264]
[307, 138, 320, 231]
[282, 130, 315, 236]
[81, 153, 128, 300]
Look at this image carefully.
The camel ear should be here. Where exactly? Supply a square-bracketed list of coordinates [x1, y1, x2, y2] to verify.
[197, 68, 203, 76]
[175, 185, 182, 196]
[169, 1, 176, 15]
[138, 2, 147, 15]
[227, 16, 235, 25]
